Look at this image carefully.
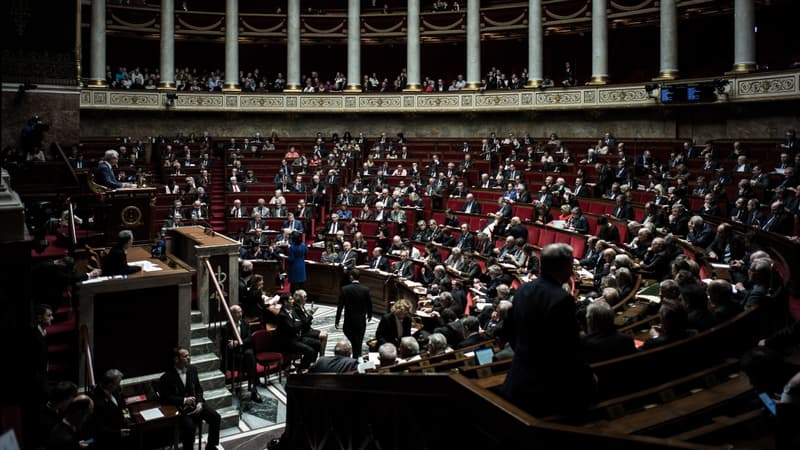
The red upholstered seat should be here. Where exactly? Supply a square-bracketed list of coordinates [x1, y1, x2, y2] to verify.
[526, 225, 540, 245]
[252, 329, 285, 384]
[539, 229, 555, 247]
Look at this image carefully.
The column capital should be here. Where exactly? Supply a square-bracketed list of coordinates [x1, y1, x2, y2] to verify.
[402, 84, 422, 92]
[345, 84, 362, 92]
[284, 85, 302, 92]
[157, 82, 177, 90]
[463, 83, 480, 91]
[222, 83, 241, 92]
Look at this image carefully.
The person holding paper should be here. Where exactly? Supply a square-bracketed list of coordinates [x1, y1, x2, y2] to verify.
[158, 346, 221, 450]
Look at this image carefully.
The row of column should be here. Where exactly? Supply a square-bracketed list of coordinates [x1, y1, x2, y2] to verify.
[88, 0, 758, 90]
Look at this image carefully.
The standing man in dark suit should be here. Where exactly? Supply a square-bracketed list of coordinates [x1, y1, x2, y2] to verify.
[335, 269, 373, 358]
[94, 149, 137, 189]
[159, 346, 221, 450]
[501, 243, 596, 417]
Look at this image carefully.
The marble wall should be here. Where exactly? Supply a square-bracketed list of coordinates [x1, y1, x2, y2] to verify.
[1, 88, 80, 150]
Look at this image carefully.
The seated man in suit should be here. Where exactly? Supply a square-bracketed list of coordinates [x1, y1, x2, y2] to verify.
[392, 250, 415, 279]
[226, 176, 246, 193]
[311, 339, 358, 374]
[159, 347, 221, 450]
[282, 212, 304, 233]
[223, 305, 263, 402]
[462, 193, 482, 214]
[367, 247, 390, 271]
[102, 230, 142, 276]
[338, 241, 358, 273]
[94, 149, 137, 189]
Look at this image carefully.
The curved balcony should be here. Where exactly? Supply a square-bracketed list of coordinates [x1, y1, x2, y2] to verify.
[80, 69, 800, 113]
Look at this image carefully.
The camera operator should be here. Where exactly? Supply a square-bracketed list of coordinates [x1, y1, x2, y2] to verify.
[20, 115, 49, 159]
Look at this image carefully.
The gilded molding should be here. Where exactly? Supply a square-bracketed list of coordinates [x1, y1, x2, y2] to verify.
[597, 88, 650, 104]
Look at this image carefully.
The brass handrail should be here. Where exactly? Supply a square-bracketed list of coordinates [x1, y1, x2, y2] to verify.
[80, 324, 96, 389]
[203, 257, 242, 346]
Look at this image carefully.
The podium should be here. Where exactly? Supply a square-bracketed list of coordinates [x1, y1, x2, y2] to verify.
[77, 247, 194, 384]
[101, 187, 157, 244]
[167, 226, 241, 323]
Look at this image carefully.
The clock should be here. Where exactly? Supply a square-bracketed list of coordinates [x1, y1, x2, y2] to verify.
[121, 205, 143, 226]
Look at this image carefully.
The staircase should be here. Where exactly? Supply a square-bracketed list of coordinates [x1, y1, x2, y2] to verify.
[120, 309, 240, 434]
[46, 304, 78, 383]
[208, 157, 227, 234]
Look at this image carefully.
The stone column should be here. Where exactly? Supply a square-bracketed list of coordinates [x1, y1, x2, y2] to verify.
[464, 0, 481, 90]
[655, 0, 678, 80]
[76, 0, 82, 85]
[589, 0, 608, 85]
[732, 0, 756, 73]
[159, 0, 176, 89]
[88, 0, 106, 87]
[223, 0, 240, 91]
[285, 0, 302, 91]
[345, 0, 362, 91]
[525, 0, 543, 88]
[404, 0, 421, 91]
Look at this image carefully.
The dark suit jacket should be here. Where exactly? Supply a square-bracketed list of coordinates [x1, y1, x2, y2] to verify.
[375, 312, 412, 347]
[462, 200, 482, 214]
[94, 161, 122, 189]
[90, 386, 127, 449]
[455, 332, 490, 349]
[500, 274, 594, 416]
[392, 260, 415, 279]
[597, 225, 620, 243]
[311, 355, 359, 373]
[368, 256, 390, 271]
[336, 282, 372, 334]
[581, 330, 637, 363]
[102, 245, 142, 276]
[159, 365, 205, 410]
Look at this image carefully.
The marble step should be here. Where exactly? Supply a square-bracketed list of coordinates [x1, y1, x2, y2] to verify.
[190, 351, 221, 374]
[191, 336, 218, 355]
[198, 369, 227, 391]
[218, 405, 241, 432]
[191, 321, 208, 339]
[204, 386, 235, 411]
[191, 310, 203, 324]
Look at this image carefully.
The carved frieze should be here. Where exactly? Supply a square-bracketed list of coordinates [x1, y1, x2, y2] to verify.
[736, 75, 797, 97]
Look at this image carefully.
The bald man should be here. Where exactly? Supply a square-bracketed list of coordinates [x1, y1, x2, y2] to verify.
[311, 340, 359, 373]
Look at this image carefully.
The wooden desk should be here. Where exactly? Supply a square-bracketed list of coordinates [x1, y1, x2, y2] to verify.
[168, 225, 240, 323]
[77, 246, 194, 383]
[304, 261, 345, 305]
[128, 401, 179, 450]
[358, 268, 397, 316]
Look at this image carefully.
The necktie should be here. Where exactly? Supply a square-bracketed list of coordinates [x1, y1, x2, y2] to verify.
[234, 184, 240, 192]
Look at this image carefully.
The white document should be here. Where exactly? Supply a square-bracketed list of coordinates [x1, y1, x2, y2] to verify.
[138, 407, 164, 421]
[129, 260, 163, 272]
